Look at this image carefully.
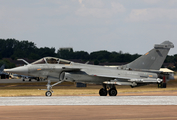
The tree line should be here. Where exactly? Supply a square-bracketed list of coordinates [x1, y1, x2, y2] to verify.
[0, 38, 141, 63]
[0, 39, 56, 60]
[0, 39, 177, 70]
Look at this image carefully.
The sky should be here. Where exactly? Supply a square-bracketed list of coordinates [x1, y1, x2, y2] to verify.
[0, 0, 177, 55]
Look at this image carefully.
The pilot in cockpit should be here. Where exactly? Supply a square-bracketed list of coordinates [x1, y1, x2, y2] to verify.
[46, 58, 58, 64]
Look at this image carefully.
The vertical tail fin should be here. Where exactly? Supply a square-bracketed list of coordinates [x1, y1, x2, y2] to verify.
[0, 64, 5, 72]
[125, 41, 174, 70]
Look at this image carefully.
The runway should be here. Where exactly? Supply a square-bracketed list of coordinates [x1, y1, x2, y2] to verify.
[1, 79, 177, 119]
[1, 96, 177, 120]
[1, 96, 177, 106]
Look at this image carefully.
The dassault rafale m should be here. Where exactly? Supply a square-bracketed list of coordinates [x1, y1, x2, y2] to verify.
[4, 41, 174, 96]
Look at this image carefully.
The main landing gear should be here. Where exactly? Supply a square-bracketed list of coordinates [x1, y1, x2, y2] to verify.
[39, 80, 63, 97]
[99, 84, 117, 96]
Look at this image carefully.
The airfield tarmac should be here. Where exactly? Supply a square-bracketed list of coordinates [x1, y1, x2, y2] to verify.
[0, 96, 177, 120]
[1, 95, 177, 120]
[1, 96, 177, 105]
[1, 105, 177, 120]
[1, 79, 177, 119]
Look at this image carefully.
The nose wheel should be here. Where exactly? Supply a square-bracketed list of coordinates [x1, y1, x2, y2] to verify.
[39, 79, 64, 97]
[45, 91, 52, 97]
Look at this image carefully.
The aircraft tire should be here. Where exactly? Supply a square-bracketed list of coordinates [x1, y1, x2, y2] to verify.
[109, 88, 117, 96]
[99, 88, 107, 96]
[45, 91, 52, 97]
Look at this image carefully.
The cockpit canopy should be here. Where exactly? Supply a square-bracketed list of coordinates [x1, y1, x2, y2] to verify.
[32, 57, 71, 65]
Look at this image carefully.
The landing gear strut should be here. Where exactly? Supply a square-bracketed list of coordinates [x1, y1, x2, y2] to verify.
[99, 84, 117, 96]
[39, 79, 63, 97]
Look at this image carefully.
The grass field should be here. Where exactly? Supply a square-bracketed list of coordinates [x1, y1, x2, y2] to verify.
[0, 77, 177, 97]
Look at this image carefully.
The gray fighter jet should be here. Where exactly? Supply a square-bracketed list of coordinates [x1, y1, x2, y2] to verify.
[4, 41, 174, 96]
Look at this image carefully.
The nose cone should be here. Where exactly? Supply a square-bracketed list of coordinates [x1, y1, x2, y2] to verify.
[4, 66, 28, 76]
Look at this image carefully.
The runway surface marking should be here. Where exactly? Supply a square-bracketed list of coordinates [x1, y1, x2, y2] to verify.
[0, 96, 177, 106]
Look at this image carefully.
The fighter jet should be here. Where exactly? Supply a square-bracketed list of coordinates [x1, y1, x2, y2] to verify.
[0, 65, 5, 74]
[10, 74, 40, 81]
[4, 41, 174, 97]
[0, 64, 9, 77]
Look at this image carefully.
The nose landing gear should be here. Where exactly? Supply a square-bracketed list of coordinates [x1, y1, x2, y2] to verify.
[39, 79, 63, 97]
[45, 91, 52, 97]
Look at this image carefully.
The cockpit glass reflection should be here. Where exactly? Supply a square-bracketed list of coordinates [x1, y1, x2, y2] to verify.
[32, 57, 71, 65]
[32, 58, 45, 64]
